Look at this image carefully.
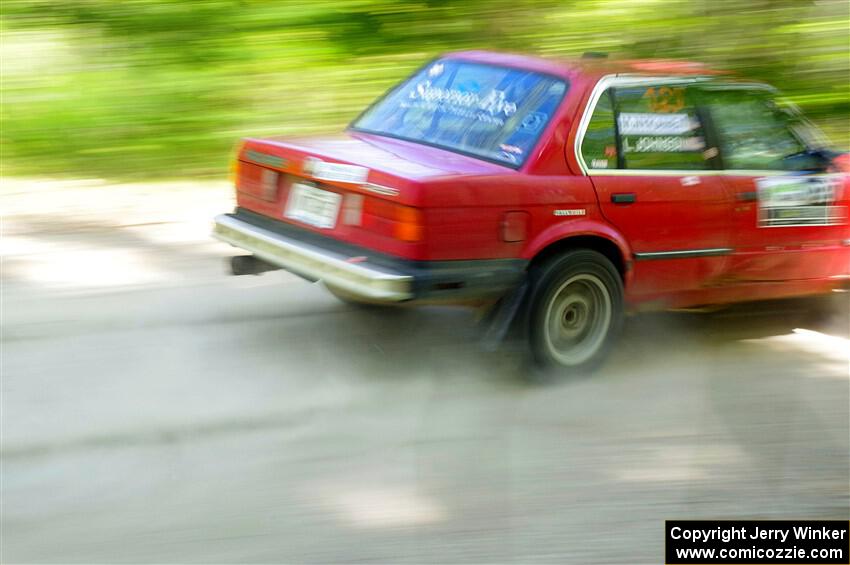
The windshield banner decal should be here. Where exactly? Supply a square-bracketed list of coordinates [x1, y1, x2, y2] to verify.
[408, 81, 518, 118]
[353, 59, 567, 166]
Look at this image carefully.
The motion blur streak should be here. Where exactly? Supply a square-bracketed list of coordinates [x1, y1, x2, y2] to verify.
[1, 0, 848, 180]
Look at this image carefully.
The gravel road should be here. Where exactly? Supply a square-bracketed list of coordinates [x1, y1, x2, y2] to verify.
[2, 179, 848, 564]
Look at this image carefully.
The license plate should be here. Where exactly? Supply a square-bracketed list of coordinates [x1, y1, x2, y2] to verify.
[284, 183, 342, 229]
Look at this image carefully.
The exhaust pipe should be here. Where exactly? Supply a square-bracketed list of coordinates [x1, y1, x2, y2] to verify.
[229, 255, 280, 276]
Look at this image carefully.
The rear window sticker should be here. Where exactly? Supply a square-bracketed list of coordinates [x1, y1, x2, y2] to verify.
[500, 143, 523, 154]
[642, 86, 686, 113]
[621, 136, 704, 153]
[618, 113, 694, 136]
[519, 112, 547, 134]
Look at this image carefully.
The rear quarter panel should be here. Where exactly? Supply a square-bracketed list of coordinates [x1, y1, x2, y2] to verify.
[418, 72, 608, 261]
[420, 174, 608, 260]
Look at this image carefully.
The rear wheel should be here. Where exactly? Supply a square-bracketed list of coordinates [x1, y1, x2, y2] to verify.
[527, 250, 624, 376]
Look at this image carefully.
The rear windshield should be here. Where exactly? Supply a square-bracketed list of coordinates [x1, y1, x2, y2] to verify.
[352, 60, 568, 167]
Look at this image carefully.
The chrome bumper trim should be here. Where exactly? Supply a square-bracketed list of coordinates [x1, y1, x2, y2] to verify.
[213, 214, 413, 301]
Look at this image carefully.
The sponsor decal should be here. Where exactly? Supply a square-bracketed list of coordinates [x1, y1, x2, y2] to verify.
[642, 86, 686, 113]
[621, 135, 705, 153]
[591, 159, 609, 169]
[303, 157, 369, 184]
[617, 112, 694, 136]
[400, 81, 519, 127]
[500, 144, 523, 155]
[756, 175, 845, 227]
[519, 111, 547, 134]
[245, 150, 288, 168]
[408, 81, 518, 117]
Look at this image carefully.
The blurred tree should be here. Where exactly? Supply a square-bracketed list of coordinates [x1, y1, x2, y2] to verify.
[1, 0, 847, 178]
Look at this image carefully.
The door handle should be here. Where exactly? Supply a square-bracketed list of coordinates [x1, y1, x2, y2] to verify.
[611, 193, 636, 204]
[736, 191, 757, 202]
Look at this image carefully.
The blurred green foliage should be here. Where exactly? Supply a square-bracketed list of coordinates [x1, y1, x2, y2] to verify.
[1, 0, 848, 179]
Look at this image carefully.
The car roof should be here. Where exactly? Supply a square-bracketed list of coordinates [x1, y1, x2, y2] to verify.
[443, 50, 730, 82]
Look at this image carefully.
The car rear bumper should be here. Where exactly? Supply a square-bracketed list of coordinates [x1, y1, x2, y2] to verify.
[213, 209, 527, 304]
[213, 214, 414, 301]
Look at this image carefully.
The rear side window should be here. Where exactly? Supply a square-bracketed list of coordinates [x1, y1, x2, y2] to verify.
[580, 83, 711, 171]
[580, 90, 617, 170]
[700, 88, 806, 171]
[614, 85, 708, 170]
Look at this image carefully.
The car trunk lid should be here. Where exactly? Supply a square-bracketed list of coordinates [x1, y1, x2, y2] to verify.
[232, 132, 510, 259]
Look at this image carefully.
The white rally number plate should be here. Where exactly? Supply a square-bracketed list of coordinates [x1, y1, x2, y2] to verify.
[284, 183, 342, 229]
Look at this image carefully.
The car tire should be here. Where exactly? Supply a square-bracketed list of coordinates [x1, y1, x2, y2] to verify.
[527, 249, 624, 377]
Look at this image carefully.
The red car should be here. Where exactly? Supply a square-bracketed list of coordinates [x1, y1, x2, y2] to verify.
[214, 50, 849, 374]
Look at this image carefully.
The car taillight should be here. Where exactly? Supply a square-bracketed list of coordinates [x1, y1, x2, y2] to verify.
[259, 168, 279, 200]
[230, 156, 240, 184]
[229, 142, 245, 184]
[361, 197, 424, 242]
[341, 193, 364, 226]
[394, 206, 424, 242]
[236, 162, 280, 201]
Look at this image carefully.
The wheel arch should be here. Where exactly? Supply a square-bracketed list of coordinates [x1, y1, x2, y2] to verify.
[526, 232, 631, 282]
[481, 229, 631, 355]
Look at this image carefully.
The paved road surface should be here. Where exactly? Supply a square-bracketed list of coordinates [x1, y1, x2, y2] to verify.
[3, 179, 848, 563]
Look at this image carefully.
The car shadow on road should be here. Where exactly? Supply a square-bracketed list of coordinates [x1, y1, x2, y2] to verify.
[242, 289, 849, 389]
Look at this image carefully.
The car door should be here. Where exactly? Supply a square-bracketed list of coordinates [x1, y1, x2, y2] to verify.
[578, 78, 733, 298]
[701, 85, 850, 281]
